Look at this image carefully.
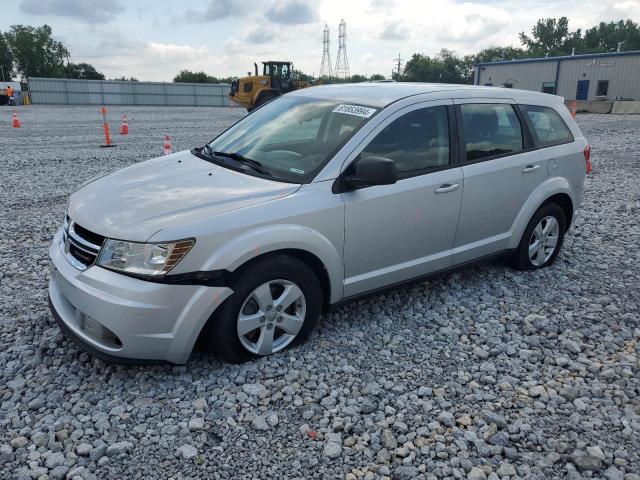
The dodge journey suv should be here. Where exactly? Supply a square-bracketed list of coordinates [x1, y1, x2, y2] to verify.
[49, 83, 590, 363]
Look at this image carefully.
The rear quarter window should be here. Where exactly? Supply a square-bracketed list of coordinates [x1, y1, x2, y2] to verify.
[521, 105, 574, 148]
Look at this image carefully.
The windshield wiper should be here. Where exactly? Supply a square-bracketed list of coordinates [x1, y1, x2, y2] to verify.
[202, 144, 214, 157]
[213, 151, 272, 175]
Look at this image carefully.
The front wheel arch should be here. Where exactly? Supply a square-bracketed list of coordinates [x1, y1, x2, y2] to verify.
[227, 249, 331, 313]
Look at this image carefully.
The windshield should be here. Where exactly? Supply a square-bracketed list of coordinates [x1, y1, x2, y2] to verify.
[207, 96, 378, 183]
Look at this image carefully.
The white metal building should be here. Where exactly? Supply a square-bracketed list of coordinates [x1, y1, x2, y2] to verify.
[474, 51, 640, 101]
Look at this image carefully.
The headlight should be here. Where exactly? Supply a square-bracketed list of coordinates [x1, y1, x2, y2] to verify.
[97, 239, 194, 276]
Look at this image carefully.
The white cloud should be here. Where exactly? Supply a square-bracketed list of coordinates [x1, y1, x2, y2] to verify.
[20, 0, 125, 24]
[146, 42, 208, 60]
[265, 0, 319, 24]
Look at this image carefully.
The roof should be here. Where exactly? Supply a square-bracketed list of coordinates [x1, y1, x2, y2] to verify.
[475, 50, 640, 67]
[288, 82, 480, 107]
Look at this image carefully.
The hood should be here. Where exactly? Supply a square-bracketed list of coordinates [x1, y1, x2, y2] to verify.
[68, 150, 301, 241]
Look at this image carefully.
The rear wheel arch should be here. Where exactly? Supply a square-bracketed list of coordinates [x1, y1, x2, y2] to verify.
[542, 193, 573, 231]
[255, 90, 279, 106]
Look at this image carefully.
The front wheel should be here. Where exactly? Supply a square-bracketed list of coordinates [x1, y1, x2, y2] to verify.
[510, 203, 566, 270]
[209, 255, 322, 363]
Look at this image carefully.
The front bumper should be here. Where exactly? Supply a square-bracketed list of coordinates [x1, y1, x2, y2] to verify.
[48, 229, 233, 364]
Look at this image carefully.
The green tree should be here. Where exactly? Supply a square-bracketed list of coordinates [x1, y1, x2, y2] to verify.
[5, 24, 68, 78]
[173, 69, 233, 83]
[174, 70, 216, 83]
[460, 46, 530, 83]
[403, 49, 468, 84]
[369, 73, 385, 81]
[519, 17, 583, 56]
[468, 46, 529, 64]
[0, 32, 13, 81]
[348, 74, 368, 83]
[66, 62, 105, 80]
[293, 69, 314, 81]
[584, 19, 640, 52]
[111, 76, 138, 81]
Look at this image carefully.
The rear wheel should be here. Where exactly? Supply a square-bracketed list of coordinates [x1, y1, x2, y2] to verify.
[209, 255, 322, 363]
[510, 203, 566, 270]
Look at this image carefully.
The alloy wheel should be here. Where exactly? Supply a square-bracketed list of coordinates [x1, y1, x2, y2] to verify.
[528, 215, 560, 266]
[236, 279, 306, 355]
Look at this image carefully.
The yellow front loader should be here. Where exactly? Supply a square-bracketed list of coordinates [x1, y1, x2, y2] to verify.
[229, 61, 319, 112]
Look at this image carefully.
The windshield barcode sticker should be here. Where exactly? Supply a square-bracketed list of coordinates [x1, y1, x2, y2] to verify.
[332, 104, 377, 118]
[289, 168, 305, 174]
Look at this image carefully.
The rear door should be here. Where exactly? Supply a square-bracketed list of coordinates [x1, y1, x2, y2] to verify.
[452, 99, 545, 264]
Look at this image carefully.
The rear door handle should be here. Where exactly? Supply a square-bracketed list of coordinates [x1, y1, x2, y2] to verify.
[521, 164, 541, 173]
[435, 183, 460, 194]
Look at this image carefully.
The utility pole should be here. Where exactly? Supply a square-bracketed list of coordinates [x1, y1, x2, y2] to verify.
[394, 53, 403, 82]
[1, 65, 5, 82]
[66, 52, 71, 79]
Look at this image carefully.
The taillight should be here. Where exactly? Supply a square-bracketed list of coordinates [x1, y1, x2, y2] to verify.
[584, 145, 592, 174]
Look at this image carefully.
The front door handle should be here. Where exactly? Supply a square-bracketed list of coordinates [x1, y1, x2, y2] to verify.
[521, 164, 541, 173]
[435, 183, 460, 194]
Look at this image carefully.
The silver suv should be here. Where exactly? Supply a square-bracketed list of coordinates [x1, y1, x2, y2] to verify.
[49, 83, 590, 364]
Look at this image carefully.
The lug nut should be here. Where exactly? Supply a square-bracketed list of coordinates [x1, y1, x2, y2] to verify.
[277, 316, 282, 322]
[267, 323, 273, 329]
[260, 316, 266, 322]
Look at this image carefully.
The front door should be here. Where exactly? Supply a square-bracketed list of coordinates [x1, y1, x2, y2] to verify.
[341, 101, 464, 297]
[576, 80, 589, 100]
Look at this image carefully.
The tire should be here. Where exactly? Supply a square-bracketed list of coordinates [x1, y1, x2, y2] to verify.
[510, 202, 566, 270]
[208, 255, 322, 363]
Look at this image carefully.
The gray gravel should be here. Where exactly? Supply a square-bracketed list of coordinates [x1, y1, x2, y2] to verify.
[1, 106, 639, 479]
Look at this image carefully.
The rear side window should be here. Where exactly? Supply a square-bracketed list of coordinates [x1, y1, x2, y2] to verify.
[460, 103, 523, 161]
[362, 105, 449, 175]
[521, 105, 573, 147]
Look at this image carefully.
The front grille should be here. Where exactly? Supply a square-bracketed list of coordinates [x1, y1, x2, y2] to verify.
[62, 215, 105, 270]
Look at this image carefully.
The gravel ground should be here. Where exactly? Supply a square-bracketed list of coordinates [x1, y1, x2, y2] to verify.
[1, 106, 639, 480]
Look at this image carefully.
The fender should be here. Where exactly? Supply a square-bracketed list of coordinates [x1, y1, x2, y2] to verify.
[508, 176, 575, 249]
[201, 224, 344, 303]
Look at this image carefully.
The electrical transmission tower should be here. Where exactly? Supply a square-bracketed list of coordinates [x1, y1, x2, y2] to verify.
[320, 24, 333, 79]
[394, 53, 403, 81]
[334, 19, 350, 79]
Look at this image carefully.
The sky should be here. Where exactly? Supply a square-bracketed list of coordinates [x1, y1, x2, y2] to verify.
[2, 0, 640, 81]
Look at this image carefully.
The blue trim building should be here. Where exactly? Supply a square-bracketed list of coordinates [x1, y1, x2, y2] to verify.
[474, 50, 640, 101]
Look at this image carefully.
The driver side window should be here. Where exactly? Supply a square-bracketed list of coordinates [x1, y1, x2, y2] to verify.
[361, 105, 450, 176]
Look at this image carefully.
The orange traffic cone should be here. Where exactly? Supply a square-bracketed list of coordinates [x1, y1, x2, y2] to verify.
[162, 134, 172, 155]
[570, 100, 577, 119]
[119, 115, 129, 135]
[12, 111, 21, 128]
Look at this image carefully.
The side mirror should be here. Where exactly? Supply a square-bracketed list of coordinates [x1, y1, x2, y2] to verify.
[345, 155, 397, 190]
[333, 155, 398, 193]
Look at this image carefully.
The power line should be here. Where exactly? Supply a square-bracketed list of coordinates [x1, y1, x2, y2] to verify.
[334, 19, 350, 79]
[320, 24, 333, 79]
